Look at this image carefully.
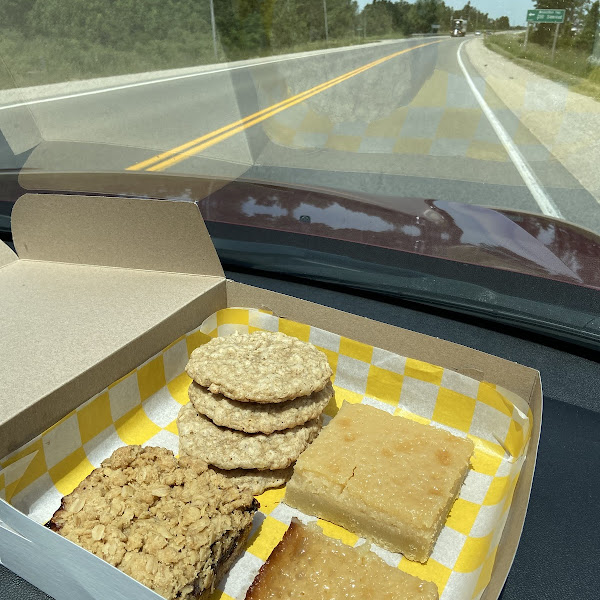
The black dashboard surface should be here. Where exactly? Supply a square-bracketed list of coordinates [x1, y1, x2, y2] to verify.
[1, 271, 598, 600]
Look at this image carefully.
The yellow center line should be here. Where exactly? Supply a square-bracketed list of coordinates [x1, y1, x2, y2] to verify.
[127, 39, 444, 173]
[127, 60, 379, 172]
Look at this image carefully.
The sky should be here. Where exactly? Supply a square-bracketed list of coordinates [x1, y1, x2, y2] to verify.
[355, 0, 537, 27]
[464, 0, 536, 25]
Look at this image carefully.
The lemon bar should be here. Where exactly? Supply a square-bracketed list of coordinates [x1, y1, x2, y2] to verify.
[245, 518, 438, 599]
[285, 403, 474, 562]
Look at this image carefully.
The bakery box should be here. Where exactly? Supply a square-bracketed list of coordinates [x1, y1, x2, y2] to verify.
[0, 193, 542, 600]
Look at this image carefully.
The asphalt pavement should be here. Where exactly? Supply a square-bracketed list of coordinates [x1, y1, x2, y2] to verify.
[1, 36, 599, 233]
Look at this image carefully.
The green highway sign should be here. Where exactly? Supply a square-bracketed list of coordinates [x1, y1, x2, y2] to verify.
[526, 9, 566, 23]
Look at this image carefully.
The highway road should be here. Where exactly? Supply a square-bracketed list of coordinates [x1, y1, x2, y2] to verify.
[1, 36, 600, 234]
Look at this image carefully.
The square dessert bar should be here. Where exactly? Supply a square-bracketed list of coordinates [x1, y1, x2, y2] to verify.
[49, 446, 259, 600]
[246, 519, 438, 599]
[285, 402, 474, 562]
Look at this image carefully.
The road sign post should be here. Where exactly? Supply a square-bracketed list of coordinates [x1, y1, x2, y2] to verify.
[526, 8, 565, 61]
[551, 22, 560, 62]
[209, 0, 218, 61]
[593, 21, 600, 64]
[524, 24, 529, 51]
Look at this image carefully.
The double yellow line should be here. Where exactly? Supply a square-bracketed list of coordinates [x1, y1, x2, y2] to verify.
[127, 39, 444, 172]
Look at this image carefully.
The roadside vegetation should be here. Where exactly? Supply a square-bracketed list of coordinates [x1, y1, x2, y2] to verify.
[0, 0, 509, 90]
[0, 29, 386, 90]
[484, 1, 600, 101]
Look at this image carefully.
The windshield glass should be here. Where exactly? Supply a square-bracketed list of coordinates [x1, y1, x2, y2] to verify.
[1, 0, 600, 295]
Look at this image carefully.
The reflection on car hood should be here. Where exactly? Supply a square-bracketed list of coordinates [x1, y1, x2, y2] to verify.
[200, 180, 600, 289]
[1, 171, 599, 289]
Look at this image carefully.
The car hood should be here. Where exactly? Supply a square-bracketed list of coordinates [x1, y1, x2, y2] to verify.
[2, 170, 599, 289]
[200, 179, 600, 289]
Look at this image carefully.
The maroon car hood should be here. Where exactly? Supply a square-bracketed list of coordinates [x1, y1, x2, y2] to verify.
[200, 180, 600, 289]
[2, 172, 599, 289]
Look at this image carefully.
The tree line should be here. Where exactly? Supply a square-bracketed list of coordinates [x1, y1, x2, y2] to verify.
[0, 0, 508, 56]
[1, 0, 597, 57]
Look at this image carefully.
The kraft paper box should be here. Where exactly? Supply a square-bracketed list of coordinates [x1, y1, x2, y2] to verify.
[0, 193, 542, 600]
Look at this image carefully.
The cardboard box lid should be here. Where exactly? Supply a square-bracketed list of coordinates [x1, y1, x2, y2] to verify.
[0, 193, 226, 458]
[11, 192, 224, 275]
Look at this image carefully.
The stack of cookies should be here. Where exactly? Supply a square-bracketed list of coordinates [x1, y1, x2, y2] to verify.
[177, 331, 334, 495]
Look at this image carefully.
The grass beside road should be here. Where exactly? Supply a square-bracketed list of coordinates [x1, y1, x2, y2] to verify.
[484, 33, 600, 102]
[0, 29, 213, 89]
[0, 29, 406, 91]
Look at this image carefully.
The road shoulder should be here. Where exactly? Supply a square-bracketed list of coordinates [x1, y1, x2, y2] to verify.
[465, 38, 600, 205]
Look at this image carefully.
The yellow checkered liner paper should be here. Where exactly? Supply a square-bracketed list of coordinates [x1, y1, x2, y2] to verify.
[0, 307, 532, 600]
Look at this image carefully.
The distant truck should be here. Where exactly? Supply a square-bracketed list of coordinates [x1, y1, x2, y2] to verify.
[451, 18, 467, 37]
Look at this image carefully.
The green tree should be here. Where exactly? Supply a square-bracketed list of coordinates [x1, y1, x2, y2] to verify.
[271, 0, 357, 47]
[407, 0, 440, 33]
[496, 15, 510, 29]
[458, 1, 472, 23]
[389, 0, 412, 32]
[575, 0, 599, 52]
[363, 0, 394, 36]
[214, 0, 271, 55]
[328, 0, 360, 38]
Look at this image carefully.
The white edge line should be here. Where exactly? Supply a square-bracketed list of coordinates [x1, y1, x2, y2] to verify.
[0, 38, 429, 112]
[457, 40, 563, 219]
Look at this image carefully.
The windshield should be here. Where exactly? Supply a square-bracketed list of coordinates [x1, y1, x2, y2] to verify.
[1, 0, 599, 330]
